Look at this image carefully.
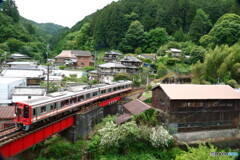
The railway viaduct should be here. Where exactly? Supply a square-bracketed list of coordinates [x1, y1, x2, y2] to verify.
[0, 89, 143, 159]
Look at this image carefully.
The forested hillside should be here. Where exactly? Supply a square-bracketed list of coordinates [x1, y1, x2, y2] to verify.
[55, 0, 240, 53]
[0, 0, 67, 62]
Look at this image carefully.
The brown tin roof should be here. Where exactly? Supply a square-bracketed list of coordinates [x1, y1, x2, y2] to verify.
[55, 50, 77, 58]
[152, 84, 240, 100]
[116, 113, 131, 124]
[124, 99, 151, 115]
[0, 106, 15, 119]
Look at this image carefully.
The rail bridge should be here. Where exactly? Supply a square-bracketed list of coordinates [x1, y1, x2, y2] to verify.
[0, 88, 144, 158]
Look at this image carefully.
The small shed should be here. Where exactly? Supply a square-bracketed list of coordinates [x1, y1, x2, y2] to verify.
[116, 99, 151, 124]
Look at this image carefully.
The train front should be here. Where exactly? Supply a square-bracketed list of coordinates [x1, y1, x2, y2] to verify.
[14, 102, 32, 131]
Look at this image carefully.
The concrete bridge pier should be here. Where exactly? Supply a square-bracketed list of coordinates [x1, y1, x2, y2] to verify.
[61, 103, 123, 142]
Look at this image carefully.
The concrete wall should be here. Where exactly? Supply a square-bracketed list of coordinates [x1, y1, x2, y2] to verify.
[62, 103, 123, 142]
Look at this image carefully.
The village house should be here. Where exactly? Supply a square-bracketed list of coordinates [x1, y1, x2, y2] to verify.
[151, 84, 240, 133]
[55, 50, 94, 68]
[72, 50, 94, 68]
[120, 56, 142, 74]
[104, 51, 122, 62]
[55, 50, 77, 66]
[89, 62, 126, 83]
[165, 48, 182, 58]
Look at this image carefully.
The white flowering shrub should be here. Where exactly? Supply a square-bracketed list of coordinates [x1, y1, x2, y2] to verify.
[150, 126, 173, 147]
[98, 121, 140, 148]
[98, 121, 120, 147]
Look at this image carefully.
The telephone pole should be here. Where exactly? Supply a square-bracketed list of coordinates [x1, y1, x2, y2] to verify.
[46, 44, 49, 93]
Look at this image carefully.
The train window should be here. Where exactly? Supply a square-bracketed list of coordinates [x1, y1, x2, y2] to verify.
[108, 88, 112, 92]
[71, 97, 77, 103]
[41, 106, 46, 113]
[86, 94, 90, 99]
[17, 108, 22, 117]
[61, 99, 69, 107]
[118, 86, 121, 90]
[78, 95, 84, 101]
[93, 92, 98, 97]
[33, 108, 36, 116]
[50, 103, 56, 110]
[101, 90, 106, 94]
[24, 105, 29, 118]
[113, 87, 117, 91]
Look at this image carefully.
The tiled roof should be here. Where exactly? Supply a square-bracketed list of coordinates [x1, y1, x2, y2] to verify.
[72, 50, 92, 57]
[139, 54, 156, 59]
[0, 106, 14, 119]
[152, 84, 240, 100]
[105, 51, 122, 55]
[10, 53, 30, 59]
[120, 56, 142, 62]
[55, 50, 77, 58]
[124, 99, 151, 115]
[98, 62, 126, 68]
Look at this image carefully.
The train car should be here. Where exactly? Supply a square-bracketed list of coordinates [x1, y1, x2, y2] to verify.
[14, 81, 132, 131]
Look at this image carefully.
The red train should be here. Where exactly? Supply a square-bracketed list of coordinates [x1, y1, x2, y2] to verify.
[14, 81, 132, 131]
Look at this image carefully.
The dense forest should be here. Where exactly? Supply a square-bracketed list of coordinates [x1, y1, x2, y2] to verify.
[55, 0, 240, 53]
[0, 0, 67, 62]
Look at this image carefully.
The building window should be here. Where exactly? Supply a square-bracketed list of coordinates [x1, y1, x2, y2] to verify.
[81, 63, 84, 65]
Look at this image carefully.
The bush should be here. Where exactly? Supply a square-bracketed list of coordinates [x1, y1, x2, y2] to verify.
[59, 65, 67, 70]
[226, 79, 237, 88]
[114, 73, 131, 81]
[83, 65, 95, 71]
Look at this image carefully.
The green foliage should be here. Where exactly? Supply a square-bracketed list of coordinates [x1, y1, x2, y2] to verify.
[40, 81, 60, 93]
[189, 9, 212, 43]
[157, 63, 168, 78]
[192, 44, 240, 84]
[2, 0, 20, 22]
[134, 47, 142, 54]
[83, 65, 95, 71]
[59, 65, 67, 70]
[144, 27, 172, 53]
[175, 143, 233, 160]
[203, 13, 240, 46]
[120, 20, 145, 53]
[56, 0, 238, 52]
[114, 72, 131, 81]
[226, 79, 238, 88]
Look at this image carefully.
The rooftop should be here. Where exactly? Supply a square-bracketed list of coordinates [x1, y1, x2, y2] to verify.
[72, 50, 92, 57]
[152, 84, 240, 100]
[55, 50, 77, 59]
[165, 48, 182, 53]
[7, 61, 37, 65]
[124, 99, 151, 115]
[120, 56, 142, 63]
[0, 106, 14, 119]
[10, 53, 30, 59]
[105, 51, 122, 55]
[138, 54, 156, 59]
[1, 68, 45, 78]
[12, 87, 46, 96]
[98, 62, 126, 68]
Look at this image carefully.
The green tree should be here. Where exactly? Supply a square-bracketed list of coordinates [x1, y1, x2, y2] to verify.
[189, 9, 212, 43]
[207, 13, 240, 46]
[145, 27, 172, 53]
[173, 28, 189, 42]
[120, 20, 145, 53]
[2, 0, 20, 22]
[114, 72, 131, 81]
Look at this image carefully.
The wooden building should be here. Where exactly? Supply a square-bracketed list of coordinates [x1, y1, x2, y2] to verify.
[104, 51, 122, 62]
[152, 84, 240, 132]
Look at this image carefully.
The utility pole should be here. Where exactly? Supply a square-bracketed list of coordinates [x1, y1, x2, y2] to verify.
[4, 51, 6, 64]
[46, 44, 49, 93]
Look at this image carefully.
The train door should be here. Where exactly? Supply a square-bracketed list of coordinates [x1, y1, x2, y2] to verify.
[15, 103, 23, 123]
